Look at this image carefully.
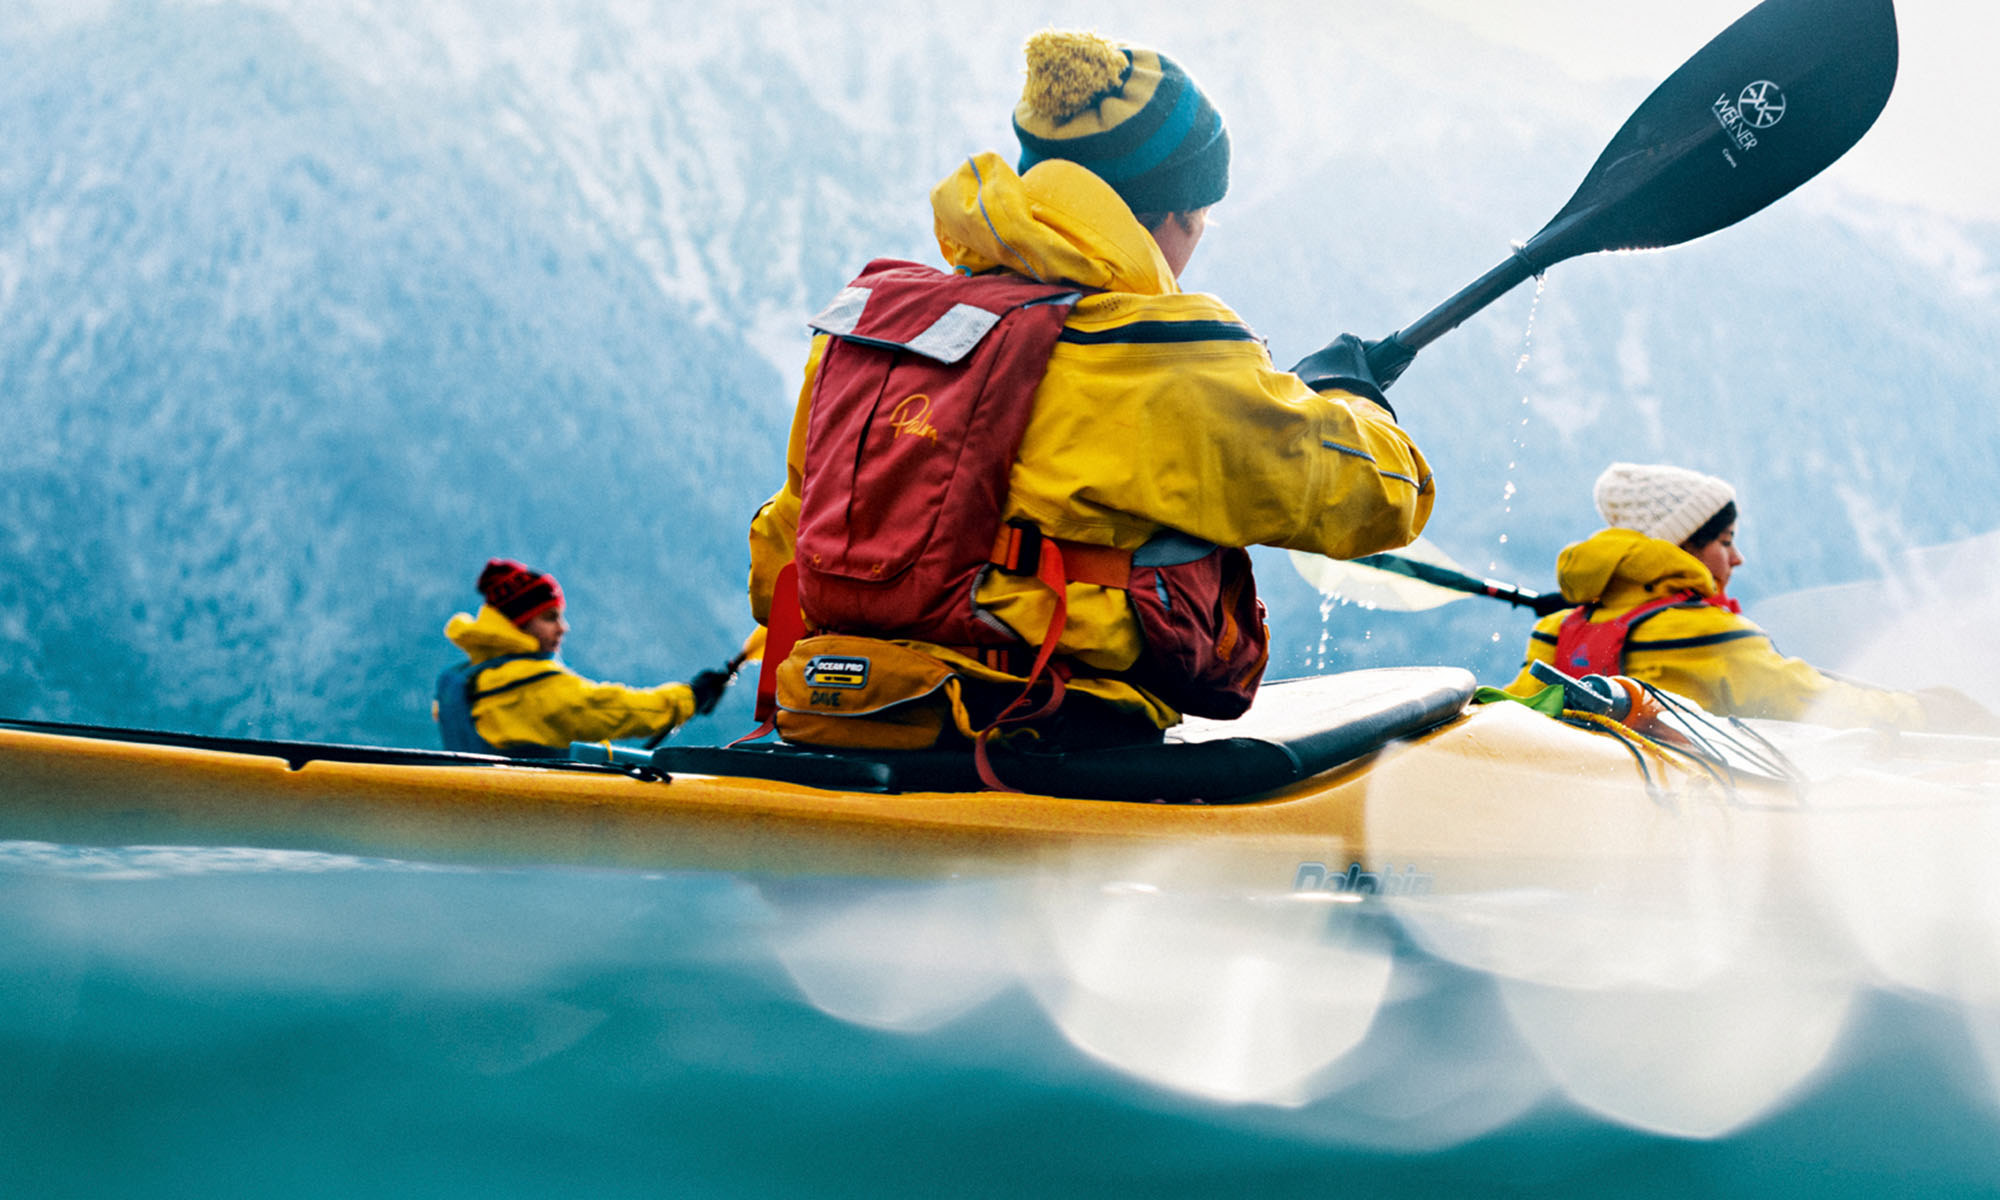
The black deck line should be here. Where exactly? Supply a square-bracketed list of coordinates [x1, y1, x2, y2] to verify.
[0, 716, 655, 777]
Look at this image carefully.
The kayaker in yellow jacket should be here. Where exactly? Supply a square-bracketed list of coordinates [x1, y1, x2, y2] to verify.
[748, 31, 1433, 743]
[1505, 463, 1996, 732]
[435, 559, 731, 756]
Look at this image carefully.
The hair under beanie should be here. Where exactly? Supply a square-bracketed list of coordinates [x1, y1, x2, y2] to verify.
[1013, 30, 1230, 216]
[477, 558, 564, 626]
[1593, 463, 1737, 547]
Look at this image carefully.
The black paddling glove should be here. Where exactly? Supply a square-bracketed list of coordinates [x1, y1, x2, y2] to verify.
[1290, 334, 1413, 418]
[688, 668, 732, 716]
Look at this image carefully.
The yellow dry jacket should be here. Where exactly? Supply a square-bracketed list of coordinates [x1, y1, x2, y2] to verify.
[438, 606, 697, 750]
[1503, 528, 1926, 730]
[748, 153, 1436, 722]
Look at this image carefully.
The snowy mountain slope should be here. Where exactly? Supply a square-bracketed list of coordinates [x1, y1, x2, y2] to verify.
[2, 4, 783, 740]
[2, 0, 1994, 740]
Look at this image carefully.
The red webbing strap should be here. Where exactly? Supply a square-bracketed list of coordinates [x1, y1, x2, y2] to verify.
[730, 561, 804, 747]
[974, 540, 1071, 792]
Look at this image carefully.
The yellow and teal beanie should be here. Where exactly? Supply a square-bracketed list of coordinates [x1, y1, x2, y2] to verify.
[1012, 30, 1230, 216]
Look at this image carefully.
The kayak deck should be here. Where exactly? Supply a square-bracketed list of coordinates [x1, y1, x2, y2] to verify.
[0, 669, 1791, 892]
[652, 668, 1479, 800]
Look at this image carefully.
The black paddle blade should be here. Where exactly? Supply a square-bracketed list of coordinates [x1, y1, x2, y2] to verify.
[1525, 0, 1898, 266]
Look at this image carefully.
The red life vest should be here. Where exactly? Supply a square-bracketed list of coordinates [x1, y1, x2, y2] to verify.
[793, 259, 1087, 645]
[1552, 591, 1705, 677]
[770, 258, 1268, 726]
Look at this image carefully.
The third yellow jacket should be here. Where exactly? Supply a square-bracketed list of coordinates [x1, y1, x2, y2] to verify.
[1504, 528, 1926, 730]
[749, 152, 1435, 720]
[440, 606, 698, 750]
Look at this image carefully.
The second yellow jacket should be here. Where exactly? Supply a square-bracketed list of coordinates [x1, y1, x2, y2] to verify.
[1504, 528, 1926, 730]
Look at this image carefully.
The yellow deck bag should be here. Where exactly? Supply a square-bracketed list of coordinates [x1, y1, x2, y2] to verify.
[774, 635, 983, 751]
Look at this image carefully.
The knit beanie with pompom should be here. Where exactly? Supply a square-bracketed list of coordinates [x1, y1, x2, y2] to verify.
[1012, 29, 1229, 215]
[1592, 463, 1737, 547]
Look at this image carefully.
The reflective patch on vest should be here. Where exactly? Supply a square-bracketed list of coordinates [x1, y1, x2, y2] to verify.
[903, 303, 1003, 363]
[805, 655, 871, 689]
[809, 286, 873, 337]
[811, 290, 1006, 366]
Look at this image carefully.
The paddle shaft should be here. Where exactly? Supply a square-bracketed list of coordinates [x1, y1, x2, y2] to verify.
[1354, 553, 1568, 617]
[642, 649, 755, 749]
[1370, 252, 1538, 369]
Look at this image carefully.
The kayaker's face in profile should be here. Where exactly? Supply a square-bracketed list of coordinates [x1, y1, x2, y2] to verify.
[1150, 207, 1209, 280]
[524, 608, 568, 655]
[1686, 523, 1743, 592]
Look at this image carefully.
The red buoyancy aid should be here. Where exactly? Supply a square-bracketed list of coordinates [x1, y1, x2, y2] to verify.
[776, 259, 1269, 730]
[1552, 591, 1706, 677]
[794, 260, 1087, 645]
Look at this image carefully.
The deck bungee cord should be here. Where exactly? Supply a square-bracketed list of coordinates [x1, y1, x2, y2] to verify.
[1524, 660, 1807, 804]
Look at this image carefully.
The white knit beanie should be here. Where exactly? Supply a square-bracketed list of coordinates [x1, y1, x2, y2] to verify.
[1593, 462, 1736, 546]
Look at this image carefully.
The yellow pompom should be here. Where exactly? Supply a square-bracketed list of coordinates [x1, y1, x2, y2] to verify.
[1022, 30, 1128, 122]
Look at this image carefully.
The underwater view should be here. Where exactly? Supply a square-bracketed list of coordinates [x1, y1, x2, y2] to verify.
[7, 735, 2000, 1200]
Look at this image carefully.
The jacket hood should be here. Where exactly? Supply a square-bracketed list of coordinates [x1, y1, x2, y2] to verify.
[1555, 527, 1719, 606]
[931, 152, 1179, 296]
[445, 604, 543, 663]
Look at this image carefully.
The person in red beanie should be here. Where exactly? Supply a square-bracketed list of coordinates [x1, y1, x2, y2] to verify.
[434, 559, 731, 756]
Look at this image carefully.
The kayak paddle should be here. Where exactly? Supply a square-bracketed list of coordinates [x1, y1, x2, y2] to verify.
[643, 627, 768, 748]
[1290, 539, 1568, 616]
[1366, 0, 1899, 380]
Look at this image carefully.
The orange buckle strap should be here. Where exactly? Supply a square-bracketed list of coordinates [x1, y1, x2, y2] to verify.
[990, 520, 1130, 589]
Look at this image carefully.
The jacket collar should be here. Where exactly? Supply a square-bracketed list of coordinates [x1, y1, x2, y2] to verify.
[444, 604, 544, 663]
[930, 152, 1180, 296]
[1555, 527, 1719, 607]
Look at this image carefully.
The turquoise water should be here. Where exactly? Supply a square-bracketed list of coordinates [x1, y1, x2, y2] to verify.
[4, 842, 2000, 1197]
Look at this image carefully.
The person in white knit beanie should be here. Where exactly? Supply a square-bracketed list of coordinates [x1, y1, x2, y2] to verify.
[1593, 462, 1735, 546]
[1502, 462, 1997, 734]
[1592, 462, 1741, 593]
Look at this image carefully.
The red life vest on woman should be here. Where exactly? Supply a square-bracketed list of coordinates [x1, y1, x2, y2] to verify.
[775, 258, 1268, 721]
[1552, 591, 1708, 676]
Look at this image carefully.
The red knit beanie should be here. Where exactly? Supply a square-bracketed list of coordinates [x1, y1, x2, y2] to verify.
[477, 558, 563, 626]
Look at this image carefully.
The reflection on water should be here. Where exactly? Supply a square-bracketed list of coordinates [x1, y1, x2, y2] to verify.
[1495, 961, 1854, 1139]
[6, 724, 2000, 1195]
[1021, 882, 1393, 1107]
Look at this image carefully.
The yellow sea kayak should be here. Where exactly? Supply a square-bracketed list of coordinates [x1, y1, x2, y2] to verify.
[0, 668, 1819, 892]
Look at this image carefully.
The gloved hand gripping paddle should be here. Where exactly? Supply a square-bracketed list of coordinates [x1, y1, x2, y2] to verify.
[687, 668, 733, 716]
[643, 645, 755, 749]
[1291, 333, 1411, 412]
